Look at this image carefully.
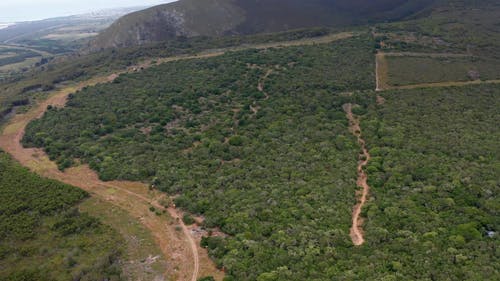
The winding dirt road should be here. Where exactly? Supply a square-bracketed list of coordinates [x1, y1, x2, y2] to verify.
[343, 103, 371, 246]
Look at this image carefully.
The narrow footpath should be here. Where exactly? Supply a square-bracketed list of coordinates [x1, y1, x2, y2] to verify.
[343, 103, 371, 246]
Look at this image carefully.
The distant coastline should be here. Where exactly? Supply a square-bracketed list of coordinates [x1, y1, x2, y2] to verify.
[0, 23, 14, 30]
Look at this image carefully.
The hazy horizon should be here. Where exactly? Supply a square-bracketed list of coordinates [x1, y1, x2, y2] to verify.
[0, 0, 177, 22]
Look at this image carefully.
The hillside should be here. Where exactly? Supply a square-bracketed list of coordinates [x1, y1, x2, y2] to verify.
[90, 0, 436, 50]
[0, 6, 151, 54]
[1, 1, 499, 280]
[0, 151, 123, 280]
[22, 32, 500, 280]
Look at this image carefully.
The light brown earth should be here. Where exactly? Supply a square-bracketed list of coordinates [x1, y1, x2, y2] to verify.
[375, 52, 389, 91]
[343, 103, 371, 246]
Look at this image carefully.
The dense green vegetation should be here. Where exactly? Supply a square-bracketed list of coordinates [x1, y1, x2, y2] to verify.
[359, 85, 499, 280]
[24, 36, 374, 280]
[22, 28, 500, 279]
[386, 55, 500, 86]
[0, 28, 347, 122]
[0, 151, 123, 280]
[376, 0, 500, 58]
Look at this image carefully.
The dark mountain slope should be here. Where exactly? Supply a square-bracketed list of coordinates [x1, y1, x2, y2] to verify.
[90, 0, 436, 50]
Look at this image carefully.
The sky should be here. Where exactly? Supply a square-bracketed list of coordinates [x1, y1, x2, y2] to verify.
[0, 0, 177, 22]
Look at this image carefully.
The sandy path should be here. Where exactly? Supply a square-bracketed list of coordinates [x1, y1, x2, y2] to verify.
[343, 103, 371, 246]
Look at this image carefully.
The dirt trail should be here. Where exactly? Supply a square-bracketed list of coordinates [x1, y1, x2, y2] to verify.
[166, 208, 200, 281]
[258, 69, 273, 100]
[343, 103, 371, 246]
[375, 52, 388, 91]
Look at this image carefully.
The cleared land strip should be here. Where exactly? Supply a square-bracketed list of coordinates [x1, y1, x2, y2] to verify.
[375, 51, 500, 91]
[0, 31, 355, 280]
[381, 52, 472, 58]
[375, 52, 389, 91]
[389, 79, 500, 90]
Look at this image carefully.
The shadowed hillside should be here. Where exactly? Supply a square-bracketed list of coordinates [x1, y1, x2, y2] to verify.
[90, 0, 436, 50]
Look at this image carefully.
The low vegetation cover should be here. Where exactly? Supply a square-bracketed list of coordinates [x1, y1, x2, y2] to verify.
[0, 151, 123, 280]
[386, 56, 500, 86]
[24, 36, 374, 280]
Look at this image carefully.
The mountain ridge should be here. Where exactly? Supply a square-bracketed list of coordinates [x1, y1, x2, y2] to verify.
[90, 0, 437, 50]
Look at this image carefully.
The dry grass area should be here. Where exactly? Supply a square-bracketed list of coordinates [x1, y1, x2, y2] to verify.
[375, 51, 500, 91]
[80, 197, 168, 280]
[390, 79, 500, 90]
[376, 52, 389, 91]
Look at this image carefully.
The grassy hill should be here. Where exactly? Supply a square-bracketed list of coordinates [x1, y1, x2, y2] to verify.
[90, 0, 436, 50]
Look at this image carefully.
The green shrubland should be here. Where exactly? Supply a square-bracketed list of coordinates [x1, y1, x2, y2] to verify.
[20, 33, 499, 280]
[0, 151, 124, 280]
